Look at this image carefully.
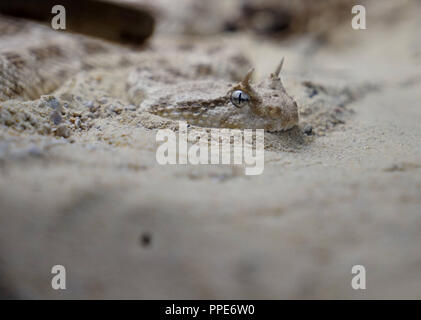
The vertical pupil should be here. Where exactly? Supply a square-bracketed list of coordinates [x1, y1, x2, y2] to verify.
[231, 90, 249, 107]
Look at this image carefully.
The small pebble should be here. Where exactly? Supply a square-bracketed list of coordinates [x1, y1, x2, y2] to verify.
[110, 105, 122, 114]
[126, 104, 137, 111]
[50, 110, 62, 125]
[38, 124, 51, 135]
[74, 118, 81, 129]
[0, 110, 12, 124]
[98, 97, 108, 104]
[47, 97, 60, 110]
[303, 124, 313, 135]
[55, 124, 70, 138]
[84, 101, 95, 111]
[36, 101, 46, 108]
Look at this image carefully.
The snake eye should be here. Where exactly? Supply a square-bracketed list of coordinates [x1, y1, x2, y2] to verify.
[230, 90, 250, 108]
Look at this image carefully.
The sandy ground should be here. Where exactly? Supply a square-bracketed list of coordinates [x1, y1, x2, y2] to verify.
[0, 1, 421, 299]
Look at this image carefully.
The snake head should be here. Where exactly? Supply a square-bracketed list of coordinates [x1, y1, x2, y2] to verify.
[227, 58, 299, 131]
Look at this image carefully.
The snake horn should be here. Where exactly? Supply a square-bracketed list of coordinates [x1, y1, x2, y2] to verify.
[241, 68, 254, 86]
